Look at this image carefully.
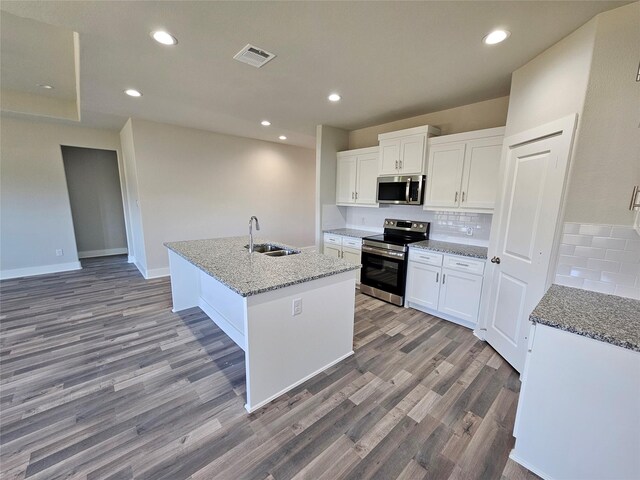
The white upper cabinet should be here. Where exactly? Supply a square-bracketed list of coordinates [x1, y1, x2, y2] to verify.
[378, 125, 440, 176]
[336, 146, 379, 206]
[424, 127, 505, 212]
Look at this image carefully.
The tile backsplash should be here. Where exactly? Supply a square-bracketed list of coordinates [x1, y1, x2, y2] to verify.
[555, 223, 640, 299]
[344, 205, 492, 246]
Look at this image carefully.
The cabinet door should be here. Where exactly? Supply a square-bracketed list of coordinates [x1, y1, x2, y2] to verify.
[400, 135, 425, 174]
[424, 143, 466, 208]
[379, 139, 400, 175]
[323, 244, 341, 259]
[336, 155, 357, 204]
[355, 153, 379, 205]
[460, 137, 503, 210]
[438, 267, 483, 324]
[342, 246, 361, 284]
[406, 261, 441, 309]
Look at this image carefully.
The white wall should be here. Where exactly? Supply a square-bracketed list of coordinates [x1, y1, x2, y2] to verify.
[504, 20, 596, 138]
[0, 115, 125, 279]
[122, 118, 316, 277]
[119, 119, 147, 272]
[563, 2, 640, 225]
[315, 125, 349, 248]
[61, 146, 127, 257]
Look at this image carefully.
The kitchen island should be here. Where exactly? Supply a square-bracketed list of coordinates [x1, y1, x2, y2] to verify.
[165, 237, 360, 412]
[510, 285, 640, 479]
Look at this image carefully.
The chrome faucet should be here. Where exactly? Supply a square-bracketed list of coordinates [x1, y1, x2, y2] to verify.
[248, 216, 260, 253]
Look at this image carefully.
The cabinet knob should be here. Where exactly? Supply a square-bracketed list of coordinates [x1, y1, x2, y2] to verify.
[491, 256, 501, 264]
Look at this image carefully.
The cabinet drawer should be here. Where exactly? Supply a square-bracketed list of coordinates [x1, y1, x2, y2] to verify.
[324, 234, 342, 246]
[443, 255, 485, 275]
[342, 237, 362, 249]
[409, 249, 443, 266]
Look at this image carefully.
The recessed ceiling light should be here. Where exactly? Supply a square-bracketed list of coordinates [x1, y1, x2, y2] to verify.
[483, 30, 510, 45]
[151, 30, 178, 46]
[261, 120, 271, 126]
[37, 84, 54, 89]
[279, 135, 287, 140]
[124, 89, 143, 97]
[328, 93, 341, 102]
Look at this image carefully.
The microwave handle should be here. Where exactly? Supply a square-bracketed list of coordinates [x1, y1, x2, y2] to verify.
[405, 178, 411, 203]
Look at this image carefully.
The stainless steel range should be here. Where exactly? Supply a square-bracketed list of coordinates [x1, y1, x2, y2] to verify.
[360, 218, 430, 306]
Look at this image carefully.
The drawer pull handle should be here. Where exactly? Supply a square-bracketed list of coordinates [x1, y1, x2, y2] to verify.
[442, 274, 446, 285]
[455, 262, 469, 267]
[436, 272, 439, 283]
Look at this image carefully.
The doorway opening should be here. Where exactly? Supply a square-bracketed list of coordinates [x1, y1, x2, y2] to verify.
[61, 146, 128, 260]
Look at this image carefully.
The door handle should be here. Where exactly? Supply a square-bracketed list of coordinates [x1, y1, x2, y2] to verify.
[399, 160, 403, 169]
[435, 272, 439, 283]
[455, 192, 458, 202]
[395, 160, 398, 170]
[355, 192, 358, 200]
[462, 192, 465, 203]
[442, 274, 445, 285]
[491, 256, 501, 264]
[352, 192, 355, 200]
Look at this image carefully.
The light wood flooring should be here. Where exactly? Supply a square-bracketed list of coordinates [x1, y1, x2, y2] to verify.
[0, 255, 539, 480]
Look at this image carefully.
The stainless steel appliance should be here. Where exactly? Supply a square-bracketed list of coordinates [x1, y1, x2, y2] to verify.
[360, 218, 430, 306]
[376, 175, 425, 205]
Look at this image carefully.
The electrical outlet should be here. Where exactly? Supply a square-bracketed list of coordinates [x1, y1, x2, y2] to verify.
[292, 298, 302, 316]
[466, 227, 473, 236]
[55, 249, 64, 256]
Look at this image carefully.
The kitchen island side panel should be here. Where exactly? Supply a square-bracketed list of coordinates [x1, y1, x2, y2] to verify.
[168, 250, 201, 312]
[511, 323, 640, 480]
[244, 271, 356, 412]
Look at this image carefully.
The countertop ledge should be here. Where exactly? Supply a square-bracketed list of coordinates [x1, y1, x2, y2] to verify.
[530, 284, 640, 352]
[409, 240, 488, 259]
[323, 228, 377, 239]
[165, 237, 360, 297]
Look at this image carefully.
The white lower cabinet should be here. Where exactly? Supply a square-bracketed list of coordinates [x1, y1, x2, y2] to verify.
[406, 249, 485, 328]
[323, 233, 362, 284]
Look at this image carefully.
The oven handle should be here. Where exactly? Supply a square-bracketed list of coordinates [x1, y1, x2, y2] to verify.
[362, 245, 406, 260]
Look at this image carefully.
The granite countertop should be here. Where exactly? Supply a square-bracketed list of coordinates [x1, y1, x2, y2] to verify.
[323, 228, 376, 239]
[530, 284, 640, 352]
[409, 240, 488, 259]
[165, 237, 360, 297]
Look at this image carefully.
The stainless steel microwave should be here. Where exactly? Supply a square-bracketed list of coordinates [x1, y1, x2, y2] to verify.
[376, 175, 425, 205]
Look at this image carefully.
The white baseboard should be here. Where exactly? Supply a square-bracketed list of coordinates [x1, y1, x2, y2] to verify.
[127, 255, 135, 264]
[78, 248, 128, 259]
[0, 261, 82, 280]
[145, 267, 169, 279]
[509, 450, 554, 480]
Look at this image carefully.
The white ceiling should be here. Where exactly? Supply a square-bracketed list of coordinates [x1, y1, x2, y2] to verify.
[0, 1, 630, 148]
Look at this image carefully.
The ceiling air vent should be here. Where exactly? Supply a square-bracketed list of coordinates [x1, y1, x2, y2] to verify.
[233, 44, 276, 68]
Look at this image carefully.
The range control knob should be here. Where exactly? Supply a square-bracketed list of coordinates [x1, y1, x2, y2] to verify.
[385, 221, 389, 225]
[413, 223, 417, 227]
[419, 224, 424, 228]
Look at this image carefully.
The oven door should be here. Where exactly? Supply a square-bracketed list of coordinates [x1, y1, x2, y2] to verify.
[360, 245, 407, 305]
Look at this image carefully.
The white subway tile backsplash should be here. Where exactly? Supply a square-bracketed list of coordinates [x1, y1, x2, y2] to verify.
[611, 226, 640, 240]
[562, 223, 580, 234]
[555, 223, 640, 300]
[614, 285, 640, 300]
[586, 258, 620, 273]
[558, 255, 589, 267]
[605, 249, 640, 263]
[558, 244, 575, 255]
[578, 224, 612, 236]
[562, 234, 592, 246]
[555, 275, 585, 288]
[568, 267, 601, 280]
[582, 279, 617, 295]
[600, 271, 636, 287]
[573, 246, 606, 259]
[591, 237, 626, 250]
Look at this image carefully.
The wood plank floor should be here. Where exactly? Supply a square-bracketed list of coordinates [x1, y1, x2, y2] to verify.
[0, 255, 539, 480]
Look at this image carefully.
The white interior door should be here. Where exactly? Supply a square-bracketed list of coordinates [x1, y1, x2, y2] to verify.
[482, 115, 577, 373]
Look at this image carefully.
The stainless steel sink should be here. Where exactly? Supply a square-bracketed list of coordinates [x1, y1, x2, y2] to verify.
[244, 243, 284, 253]
[264, 249, 300, 257]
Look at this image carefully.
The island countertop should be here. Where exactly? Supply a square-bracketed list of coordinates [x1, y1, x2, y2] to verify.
[529, 284, 640, 352]
[165, 237, 360, 297]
